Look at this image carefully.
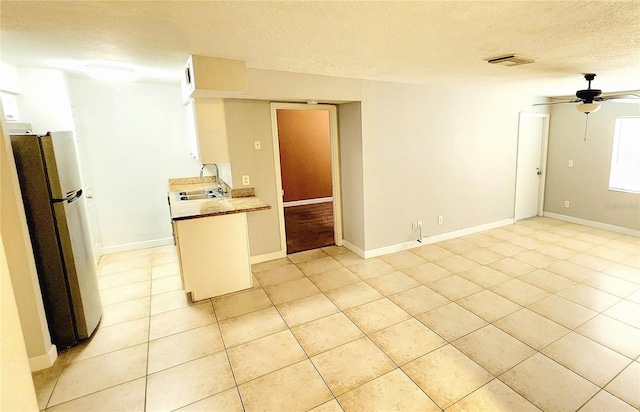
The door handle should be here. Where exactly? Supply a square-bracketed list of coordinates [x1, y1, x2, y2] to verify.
[536, 168, 542, 175]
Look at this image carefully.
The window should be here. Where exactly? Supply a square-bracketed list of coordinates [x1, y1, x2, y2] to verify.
[609, 117, 640, 194]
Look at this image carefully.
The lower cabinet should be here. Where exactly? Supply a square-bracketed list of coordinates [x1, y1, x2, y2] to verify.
[173, 212, 252, 301]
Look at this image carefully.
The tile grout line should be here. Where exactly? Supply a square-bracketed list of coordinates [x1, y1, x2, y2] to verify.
[37, 220, 638, 410]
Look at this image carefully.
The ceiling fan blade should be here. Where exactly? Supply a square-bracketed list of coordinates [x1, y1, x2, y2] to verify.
[596, 94, 640, 102]
[532, 99, 581, 106]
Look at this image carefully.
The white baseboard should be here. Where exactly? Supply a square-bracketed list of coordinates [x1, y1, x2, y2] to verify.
[29, 344, 57, 372]
[342, 239, 366, 258]
[92, 242, 103, 265]
[283, 197, 333, 208]
[362, 218, 515, 259]
[101, 237, 174, 255]
[250, 250, 287, 265]
[543, 212, 639, 237]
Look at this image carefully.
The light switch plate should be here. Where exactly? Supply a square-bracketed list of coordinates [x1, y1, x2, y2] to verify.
[242, 175, 250, 185]
[568, 160, 574, 168]
[254, 141, 261, 150]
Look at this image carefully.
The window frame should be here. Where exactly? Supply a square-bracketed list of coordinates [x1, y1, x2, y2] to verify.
[608, 116, 640, 195]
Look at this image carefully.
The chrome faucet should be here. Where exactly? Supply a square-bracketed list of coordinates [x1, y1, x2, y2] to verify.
[200, 163, 223, 193]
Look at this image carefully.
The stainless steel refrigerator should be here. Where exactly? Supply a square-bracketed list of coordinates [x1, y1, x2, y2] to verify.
[11, 131, 102, 348]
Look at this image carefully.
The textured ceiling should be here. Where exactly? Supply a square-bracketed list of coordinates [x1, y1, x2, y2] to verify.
[1, 1, 639, 96]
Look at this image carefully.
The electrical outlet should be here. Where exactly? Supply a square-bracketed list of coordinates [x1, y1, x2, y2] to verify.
[254, 140, 261, 150]
[242, 175, 251, 186]
[438, 216, 443, 224]
[564, 200, 570, 208]
[412, 221, 418, 230]
[568, 160, 574, 168]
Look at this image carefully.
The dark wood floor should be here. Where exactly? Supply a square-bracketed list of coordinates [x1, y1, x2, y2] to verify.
[284, 202, 335, 254]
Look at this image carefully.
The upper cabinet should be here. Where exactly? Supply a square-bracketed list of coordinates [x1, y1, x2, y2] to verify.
[1, 92, 20, 122]
[185, 98, 230, 164]
[182, 55, 247, 102]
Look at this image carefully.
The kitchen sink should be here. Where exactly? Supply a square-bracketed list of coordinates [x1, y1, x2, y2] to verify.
[175, 189, 228, 201]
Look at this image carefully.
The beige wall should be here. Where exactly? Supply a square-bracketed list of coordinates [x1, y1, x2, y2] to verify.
[1, 109, 40, 411]
[214, 72, 546, 255]
[1, 237, 39, 412]
[277, 110, 332, 202]
[224, 100, 283, 256]
[337, 102, 365, 250]
[0, 107, 53, 362]
[11, 67, 550, 264]
[359, 80, 548, 250]
[545, 99, 640, 229]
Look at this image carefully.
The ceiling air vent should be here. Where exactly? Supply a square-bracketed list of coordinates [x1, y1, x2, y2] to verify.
[485, 54, 535, 67]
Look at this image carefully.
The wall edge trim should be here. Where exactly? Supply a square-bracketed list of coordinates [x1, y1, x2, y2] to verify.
[363, 218, 515, 259]
[101, 237, 173, 255]
[250, 250, 287, 265]
[543, 212, 639, 237]
[342, 239, 365, 258]
[29, 344, 57, 372]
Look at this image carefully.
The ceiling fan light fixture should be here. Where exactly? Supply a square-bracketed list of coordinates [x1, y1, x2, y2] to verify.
[86, 64, 136, 81]
[576, 103, 601, 114]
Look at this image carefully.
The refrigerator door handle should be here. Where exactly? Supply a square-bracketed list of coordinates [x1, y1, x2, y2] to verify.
[66, 189, 83, 204]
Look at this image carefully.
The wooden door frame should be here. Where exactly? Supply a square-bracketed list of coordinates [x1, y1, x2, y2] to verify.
[270, 103, 343, 255]
[514, 112, 550, 221]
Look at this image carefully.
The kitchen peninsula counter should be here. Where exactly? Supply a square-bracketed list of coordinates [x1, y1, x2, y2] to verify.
[168, 177, 271, 220]
[167, 176, 269, 301]
[169, 196, 270, 220]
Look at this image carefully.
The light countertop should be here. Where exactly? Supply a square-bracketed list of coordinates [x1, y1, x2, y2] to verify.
[168, 178, 270, 220]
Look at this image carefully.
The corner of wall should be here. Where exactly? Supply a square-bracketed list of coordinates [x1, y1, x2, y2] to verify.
[1, 101, 54, 362]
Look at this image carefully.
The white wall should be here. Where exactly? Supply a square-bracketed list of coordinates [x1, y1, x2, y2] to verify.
[16, 69, 75, 134]
[545, 99, 640, 230]
[68, 79, 198, 253]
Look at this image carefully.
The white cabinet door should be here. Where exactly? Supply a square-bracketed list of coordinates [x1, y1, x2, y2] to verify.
[181, 54, 247, 101]
[175, 213, 252, 301]
[1, 92, 20, 122]
[184, 98, 230, 164]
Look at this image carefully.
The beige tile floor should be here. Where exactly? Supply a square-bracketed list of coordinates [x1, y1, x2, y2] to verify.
[32, 217, 640, 411]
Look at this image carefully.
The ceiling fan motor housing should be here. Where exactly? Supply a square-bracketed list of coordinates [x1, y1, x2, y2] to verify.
[576, 88, 602, 103]
[576, 73, 602, 103]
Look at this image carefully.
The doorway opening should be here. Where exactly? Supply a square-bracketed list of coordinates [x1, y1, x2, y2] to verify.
[514, 112, 550, 221]
[270, 103, 342, 254]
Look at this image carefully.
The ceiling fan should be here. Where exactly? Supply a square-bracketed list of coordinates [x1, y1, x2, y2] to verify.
[534, 73, 640, 114]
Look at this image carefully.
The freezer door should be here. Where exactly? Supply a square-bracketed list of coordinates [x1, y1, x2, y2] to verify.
[41, 131, 82, 199]
[55, 193, 102, 338]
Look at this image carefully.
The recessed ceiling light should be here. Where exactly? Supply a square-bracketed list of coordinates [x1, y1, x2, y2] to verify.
[86, 64, 136, 81]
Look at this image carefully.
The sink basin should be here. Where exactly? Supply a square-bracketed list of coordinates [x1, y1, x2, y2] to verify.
[175, 189, 228, 201]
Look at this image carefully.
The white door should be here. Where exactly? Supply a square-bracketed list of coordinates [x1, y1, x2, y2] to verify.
[515, 113, 549, 221]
